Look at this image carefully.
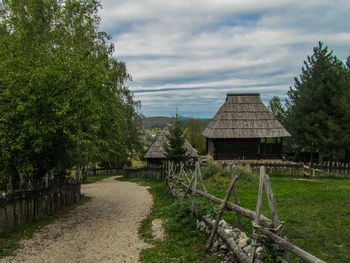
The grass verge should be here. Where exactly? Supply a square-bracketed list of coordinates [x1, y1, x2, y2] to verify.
[204, 173, 350, 263]
[116, 176, 220, 263]
[0, 196, 91, 259]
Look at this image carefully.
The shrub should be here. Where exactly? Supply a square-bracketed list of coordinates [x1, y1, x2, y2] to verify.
[206, 164, 256, 189]
[232, 165, 256, 182]
[161, 196, 216, 221]
[201, 159, 219, 179]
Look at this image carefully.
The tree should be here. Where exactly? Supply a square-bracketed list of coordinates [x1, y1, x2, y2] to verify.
[268, 96, 286, 123]
[163, 113, 191, 165]
[185, 118, 206, 154]
[0, 0, 142, 188]
[285, 42, 350, 162]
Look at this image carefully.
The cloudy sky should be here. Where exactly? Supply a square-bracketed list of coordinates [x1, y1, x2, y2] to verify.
[99, 0, 350, 118]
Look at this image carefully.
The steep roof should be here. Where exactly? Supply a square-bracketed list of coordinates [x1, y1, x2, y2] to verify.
[202, 93, 291, 139]
[145, 123, 199, 159]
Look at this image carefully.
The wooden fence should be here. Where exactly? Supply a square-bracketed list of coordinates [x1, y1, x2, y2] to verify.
[86, 167, 123, 176]
[0, 182, 81, 234]
[123, 167, 166, 180]
[166, 161, 326, 263]
[219, 160, 350, 178]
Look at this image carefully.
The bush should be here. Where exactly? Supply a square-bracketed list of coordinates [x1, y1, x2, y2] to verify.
[201, 160, 219, 179]
[206, 164, 256, 189]
[161, 196, 216, 221]
[232, 165, 256, 182]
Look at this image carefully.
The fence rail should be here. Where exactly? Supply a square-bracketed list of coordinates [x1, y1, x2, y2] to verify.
[166, 161, 326, 263]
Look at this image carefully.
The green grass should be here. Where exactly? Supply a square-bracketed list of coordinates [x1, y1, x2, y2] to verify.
[83, 174, 117, 184]
[0, 196, 91, 259]
[131, 159, 147, 168]
[204, 173, 350, 262]
[116, 176, 220, 263]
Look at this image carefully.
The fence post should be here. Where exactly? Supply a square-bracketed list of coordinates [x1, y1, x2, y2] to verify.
[264, 174, 282, 236]
[191, 163, 198, 217]
[250, 166, 265, 263]
[230, 164, 242, 230]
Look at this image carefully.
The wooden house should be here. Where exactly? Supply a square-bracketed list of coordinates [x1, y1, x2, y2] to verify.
[145, 123, 199, 166]
[202, 93, 290, 160]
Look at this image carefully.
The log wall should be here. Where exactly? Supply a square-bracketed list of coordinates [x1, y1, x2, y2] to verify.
[208, 138, 283, 160]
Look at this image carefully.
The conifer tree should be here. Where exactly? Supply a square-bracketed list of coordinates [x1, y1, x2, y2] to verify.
[285, 42, 350, 161]
[163, 113, 191, 165]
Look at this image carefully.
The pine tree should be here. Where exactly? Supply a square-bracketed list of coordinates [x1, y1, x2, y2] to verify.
[285, 42, 350, 161]
[268, 96, 286, 123]
[163, 113, 191, 165]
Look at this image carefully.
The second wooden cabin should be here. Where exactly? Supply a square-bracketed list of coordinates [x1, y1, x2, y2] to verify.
[202, 93, 290, 160]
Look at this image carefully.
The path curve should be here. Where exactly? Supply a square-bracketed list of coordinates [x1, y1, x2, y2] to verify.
[0, 176, 153, 263]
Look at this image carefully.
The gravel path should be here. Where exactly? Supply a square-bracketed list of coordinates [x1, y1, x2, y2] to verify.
[0, 176, 153, 263]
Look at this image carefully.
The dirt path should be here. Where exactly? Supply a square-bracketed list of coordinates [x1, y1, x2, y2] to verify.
[0, 176, 153, 263]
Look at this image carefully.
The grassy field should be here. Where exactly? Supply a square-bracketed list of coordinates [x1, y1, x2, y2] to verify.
[203, 173, 350, 262]
[116, 176, 220, 263]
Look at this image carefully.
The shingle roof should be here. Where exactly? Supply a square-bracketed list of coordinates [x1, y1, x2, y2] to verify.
[145, 123, 199, 159]
[202, 93, 291, 139]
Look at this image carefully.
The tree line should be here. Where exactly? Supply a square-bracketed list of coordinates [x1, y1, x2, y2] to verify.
[269, 42, 350, 163]
[0, 0, 142, 190]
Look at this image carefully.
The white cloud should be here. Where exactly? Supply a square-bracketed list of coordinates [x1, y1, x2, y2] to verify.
[99, 0, 350, 117]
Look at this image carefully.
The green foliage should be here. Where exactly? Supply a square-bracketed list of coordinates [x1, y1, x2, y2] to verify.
[0, 0, 142, 187]
[260, 243, 286, 263]
[285, 41, 350, 161]
[200, 159, 220, 179]
[161, 196, 216, 220]
[209, 165, 255, 190]
[268, 96, 286, 123]
[163, 113, 191, 165]
[184, 118, 206, 154]
[211, 172, 231, 190]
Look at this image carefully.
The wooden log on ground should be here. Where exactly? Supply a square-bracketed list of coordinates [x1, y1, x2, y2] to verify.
[202, 215, 249, 263]
[254, 225, 326, 263]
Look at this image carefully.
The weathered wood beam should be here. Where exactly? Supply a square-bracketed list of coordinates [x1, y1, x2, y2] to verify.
[202, 215, 249, 263]
[255, 225, 326, 263]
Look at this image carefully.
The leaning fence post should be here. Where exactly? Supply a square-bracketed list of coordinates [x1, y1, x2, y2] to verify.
[191, 163, 198, 217]
[264, 173, 282, 236]
[206, 173, 238, 248]
[250, 166, 265, 263]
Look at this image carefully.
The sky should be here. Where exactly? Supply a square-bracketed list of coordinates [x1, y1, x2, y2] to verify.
[99, 0, 350, 118]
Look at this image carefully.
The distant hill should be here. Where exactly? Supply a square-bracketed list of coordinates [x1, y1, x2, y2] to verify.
[142, 116, 211, 129]
[142, 116, 174, 129]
